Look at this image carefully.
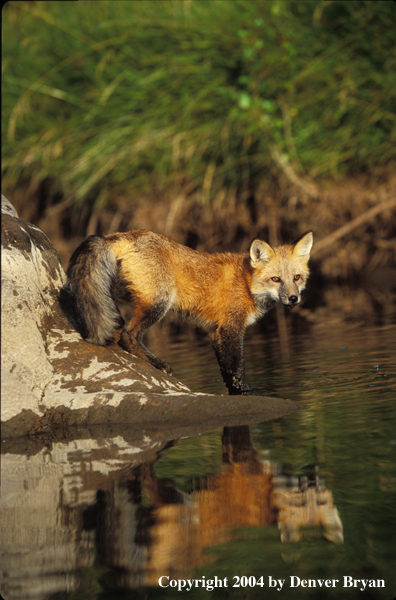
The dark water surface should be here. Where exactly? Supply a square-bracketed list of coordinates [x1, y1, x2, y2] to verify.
[1, 306, 395, 600]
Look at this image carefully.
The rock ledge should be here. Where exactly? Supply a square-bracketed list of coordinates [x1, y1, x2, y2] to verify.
[1, 196, 302, 439]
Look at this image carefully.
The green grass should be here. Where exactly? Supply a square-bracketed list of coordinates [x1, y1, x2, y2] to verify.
[2, 0, 396, 217]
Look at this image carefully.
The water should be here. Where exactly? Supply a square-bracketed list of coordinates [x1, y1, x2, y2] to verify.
[1, 307, 396, 600]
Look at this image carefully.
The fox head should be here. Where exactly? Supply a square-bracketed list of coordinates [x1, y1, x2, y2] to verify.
[249, 231, 313, 309]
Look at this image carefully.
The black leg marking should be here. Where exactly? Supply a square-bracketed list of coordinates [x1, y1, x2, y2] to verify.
[119, 301, 173, 375]
[211, 325, 252, 395]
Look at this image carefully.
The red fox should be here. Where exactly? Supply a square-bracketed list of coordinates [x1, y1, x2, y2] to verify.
[61, 229, 313, 395]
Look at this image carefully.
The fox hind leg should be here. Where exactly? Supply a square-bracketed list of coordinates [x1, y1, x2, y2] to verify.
[119, 300, 173, 375]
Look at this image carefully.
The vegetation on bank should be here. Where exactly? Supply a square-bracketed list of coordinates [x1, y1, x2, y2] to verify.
[2, 1, 396, 278]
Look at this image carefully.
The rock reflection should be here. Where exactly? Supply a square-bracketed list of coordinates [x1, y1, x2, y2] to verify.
[0, 430, 169, 599]
[0, 426, 343, 599]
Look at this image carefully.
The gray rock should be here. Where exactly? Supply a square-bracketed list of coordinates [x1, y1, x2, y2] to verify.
[1, 197, 302, 438]
[1, 194, 18, 217]
[1, 202, 65, 423]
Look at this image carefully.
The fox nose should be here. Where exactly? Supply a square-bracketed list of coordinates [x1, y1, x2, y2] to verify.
[289, 295, 298, 304]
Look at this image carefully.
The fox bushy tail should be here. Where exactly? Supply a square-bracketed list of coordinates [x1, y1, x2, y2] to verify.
[61, 236, 123, 345]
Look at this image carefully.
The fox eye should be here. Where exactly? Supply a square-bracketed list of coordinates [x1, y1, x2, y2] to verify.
[271, 276, 280, 283]
[294, 274, 301, 281]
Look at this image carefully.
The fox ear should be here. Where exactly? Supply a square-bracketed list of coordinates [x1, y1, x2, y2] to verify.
[249, 239, 274, 266]
[292, 231, 313, 258]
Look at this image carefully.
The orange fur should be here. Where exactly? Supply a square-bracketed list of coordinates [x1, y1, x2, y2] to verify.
[62, 229, 313, 394]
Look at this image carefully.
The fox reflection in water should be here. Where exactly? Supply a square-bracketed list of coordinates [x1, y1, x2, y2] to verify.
[95, 426, 343, 588]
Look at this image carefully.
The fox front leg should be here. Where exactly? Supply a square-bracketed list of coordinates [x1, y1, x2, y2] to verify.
[211, 325, 253, 395]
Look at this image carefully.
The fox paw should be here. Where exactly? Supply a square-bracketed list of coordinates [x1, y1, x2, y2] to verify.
[157, 361, 174, 376]
[228, 379, 253, 396]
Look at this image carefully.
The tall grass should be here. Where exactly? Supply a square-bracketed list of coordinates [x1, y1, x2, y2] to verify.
[2, 0, 396, 222]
